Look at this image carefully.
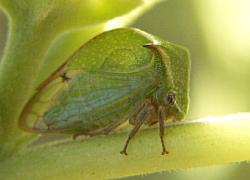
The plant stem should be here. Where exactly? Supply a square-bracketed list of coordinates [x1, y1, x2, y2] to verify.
[0, 20, 55, 158]
[1, 113, 250, 180]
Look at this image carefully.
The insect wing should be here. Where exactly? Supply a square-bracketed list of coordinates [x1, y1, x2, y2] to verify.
[19, 68, 158, 134]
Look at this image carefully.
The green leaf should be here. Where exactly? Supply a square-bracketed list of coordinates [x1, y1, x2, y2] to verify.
[1, 113, 250, 179]
[0, 0, 141, 28]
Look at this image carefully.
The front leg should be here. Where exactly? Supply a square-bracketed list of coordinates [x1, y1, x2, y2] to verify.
[158, 105, 169, 155]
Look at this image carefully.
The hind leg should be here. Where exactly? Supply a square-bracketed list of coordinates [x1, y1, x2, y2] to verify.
[158, 106, 169, 155]
[72, 120, 127, 139]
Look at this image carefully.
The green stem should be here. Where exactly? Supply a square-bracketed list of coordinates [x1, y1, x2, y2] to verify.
[1, 113, 250, 179]
[0, 20, 56, 158]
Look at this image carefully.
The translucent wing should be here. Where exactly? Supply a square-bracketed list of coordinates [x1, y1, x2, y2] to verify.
[19, 67, 159, 134]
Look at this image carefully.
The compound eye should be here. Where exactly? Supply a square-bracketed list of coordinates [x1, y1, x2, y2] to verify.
[164, 92, 176, 106]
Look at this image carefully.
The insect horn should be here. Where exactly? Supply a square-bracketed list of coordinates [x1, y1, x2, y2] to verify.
[143, 43, 161, 49]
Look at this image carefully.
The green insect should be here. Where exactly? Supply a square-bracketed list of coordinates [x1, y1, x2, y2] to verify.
[19, 28, 190, 155]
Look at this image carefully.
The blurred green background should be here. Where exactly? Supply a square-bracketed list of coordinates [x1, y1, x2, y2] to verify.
[133, 0, 250, 120]
[0, 0, 249, 179]
[127, 0, 250, 179]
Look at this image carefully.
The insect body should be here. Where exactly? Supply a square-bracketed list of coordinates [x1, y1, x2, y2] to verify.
[19, 28, 190, 155]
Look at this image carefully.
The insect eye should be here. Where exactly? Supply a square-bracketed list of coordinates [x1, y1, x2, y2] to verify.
[164, 92, 176, 106]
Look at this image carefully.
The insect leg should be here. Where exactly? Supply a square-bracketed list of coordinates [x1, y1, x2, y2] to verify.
[120, 103, 153, 155]
[128, 99, 150, 125]
[158, 106, 169, 155]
